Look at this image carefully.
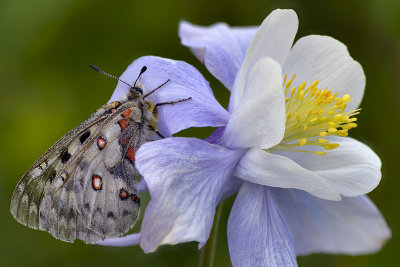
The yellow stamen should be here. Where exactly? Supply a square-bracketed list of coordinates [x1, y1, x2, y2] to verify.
[270, 74, 359, 155]
[337, 130, 348, 137]
[333, 114, 343, 121]
[283, 74, 288, 86]
[290, 86, 296, 96]
[342, 94, 351, 102]
[324, 143, 340, 150]
[299, 138, 307, 146]
[328, 122, 336, 128]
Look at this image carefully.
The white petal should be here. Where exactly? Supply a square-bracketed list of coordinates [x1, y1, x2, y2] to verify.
[276, 137, 381, 197]
[230, 9, 298, 111]
[136, 138, 243, 252]
[222, 57, 286, 149]
[282, 35, 365, 110]
[234, 148, 341, 200]
[228, 183, 297, 267]
[272, 188, 391, 255]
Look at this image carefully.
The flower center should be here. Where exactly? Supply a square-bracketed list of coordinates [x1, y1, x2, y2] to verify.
[272, 74, 359, 156]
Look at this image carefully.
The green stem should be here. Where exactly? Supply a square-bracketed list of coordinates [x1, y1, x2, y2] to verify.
[199, 203, 223, 267]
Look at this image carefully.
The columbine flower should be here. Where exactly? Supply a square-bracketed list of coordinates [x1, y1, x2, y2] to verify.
[102, 9, 390, 266]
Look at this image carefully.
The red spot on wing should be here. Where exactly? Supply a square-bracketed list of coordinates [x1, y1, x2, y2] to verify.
[122, 108, 132, 118]
[119, 188, 129, 200]
[97, 137, 107, 150]
[131, 194, 140, 203]
[118, 119, 129, 130]
[92, 175, 102, 191]
[126, 147, 136, 163]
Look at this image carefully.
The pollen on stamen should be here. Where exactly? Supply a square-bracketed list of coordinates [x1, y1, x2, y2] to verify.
[298, 138, 307, 146]
[270, 74, 360, 156]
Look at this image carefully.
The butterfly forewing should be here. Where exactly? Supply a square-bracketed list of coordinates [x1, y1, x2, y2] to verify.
[10, 99, 151, 243]
[10, 103, 113, 229]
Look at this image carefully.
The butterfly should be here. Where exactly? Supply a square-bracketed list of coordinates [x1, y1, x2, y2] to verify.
[10, 65, 191, 243]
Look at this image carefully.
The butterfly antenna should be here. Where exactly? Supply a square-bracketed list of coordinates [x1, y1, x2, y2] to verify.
[89, 64, 133, 88]
[134, 66, 147, 87]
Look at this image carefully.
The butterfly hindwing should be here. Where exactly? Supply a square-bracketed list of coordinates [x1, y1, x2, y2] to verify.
[74, 106, 144, 238]
[39, 169, 103, 243]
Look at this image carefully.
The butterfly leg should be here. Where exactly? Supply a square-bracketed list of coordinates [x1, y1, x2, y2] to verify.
[152, 97, 192, 115]
[147, 124, 165, 139]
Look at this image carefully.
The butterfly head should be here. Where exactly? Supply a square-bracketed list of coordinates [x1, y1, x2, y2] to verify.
[127, 66, 147, 99]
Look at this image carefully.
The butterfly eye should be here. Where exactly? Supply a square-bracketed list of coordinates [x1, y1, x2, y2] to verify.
[133, 86, 143, 95]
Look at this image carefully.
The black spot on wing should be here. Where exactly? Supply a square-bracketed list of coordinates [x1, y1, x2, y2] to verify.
[49, 169, 57, 183]
[107, 211, 116, 219]
[84, 203, 90, 211]
[79, 131, 91, 144]
[122, 210, 131, 217]
[61, 151, 71, 164]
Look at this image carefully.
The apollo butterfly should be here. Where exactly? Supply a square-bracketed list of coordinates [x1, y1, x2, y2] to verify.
[10, 65, 191, 243]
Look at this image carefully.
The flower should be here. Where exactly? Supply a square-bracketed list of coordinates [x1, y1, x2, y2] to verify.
[102, 9, 390, 266]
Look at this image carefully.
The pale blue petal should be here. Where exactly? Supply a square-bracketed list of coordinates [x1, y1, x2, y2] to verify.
[179, 21, 257, 90]
[136, 137, 244, 252]
[272, 188, 391, 255]
[204, 126, 226, 145]
[222, 57, 285, 149]
[97, 233, 140, 247]
[228, 183, 297, 267]
[218, 176, 243, 202]
[109, 56, 230, 135]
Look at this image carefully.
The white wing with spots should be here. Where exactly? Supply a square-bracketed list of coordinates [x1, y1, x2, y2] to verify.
[39, 104, 151, 242]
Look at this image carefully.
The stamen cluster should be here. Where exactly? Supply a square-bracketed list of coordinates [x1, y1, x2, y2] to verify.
[273, 74, 359, 155]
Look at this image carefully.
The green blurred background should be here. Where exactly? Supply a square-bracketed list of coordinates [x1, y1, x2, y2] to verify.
[0, 0, 399, 266]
